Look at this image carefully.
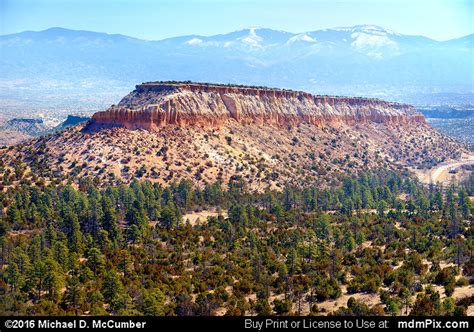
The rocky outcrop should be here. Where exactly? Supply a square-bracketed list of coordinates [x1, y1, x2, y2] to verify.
[89, 82, 426, 130]
[60, 115, 90, 128]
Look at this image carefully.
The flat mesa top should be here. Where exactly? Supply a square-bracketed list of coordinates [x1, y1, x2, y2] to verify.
[135, 81, 409, 106]
[138, 81, 298, 92]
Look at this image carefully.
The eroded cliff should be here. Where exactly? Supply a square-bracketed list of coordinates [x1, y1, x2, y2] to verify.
[2, 82, 466, 191]
[90, 82, 425, 130]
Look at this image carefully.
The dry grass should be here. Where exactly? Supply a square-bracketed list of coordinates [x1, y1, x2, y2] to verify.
[183, 209, 228, 226]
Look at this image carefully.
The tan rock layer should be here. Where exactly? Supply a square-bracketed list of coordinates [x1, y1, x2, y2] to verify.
[90, 82, 426, 130]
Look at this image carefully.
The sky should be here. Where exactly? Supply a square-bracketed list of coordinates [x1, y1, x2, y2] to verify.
[0, 0, 472, 41]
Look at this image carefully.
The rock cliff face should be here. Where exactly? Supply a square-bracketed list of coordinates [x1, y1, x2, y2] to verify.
[90, 82, 425, 130]
[2, 82, 466, 191]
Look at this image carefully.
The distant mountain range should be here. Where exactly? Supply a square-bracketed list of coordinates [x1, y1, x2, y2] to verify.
[1, 118, 49, 135]
[0, 115, 90, 140]
[0, 25, 473, 106]
[418, 107, 474, 119]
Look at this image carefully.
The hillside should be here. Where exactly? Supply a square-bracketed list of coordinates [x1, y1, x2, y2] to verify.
[0, 82, 467, 190]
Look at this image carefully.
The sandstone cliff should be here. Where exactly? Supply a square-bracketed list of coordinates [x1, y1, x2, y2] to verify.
[90, 82, 425, 130]
[3, 82, 466, 191]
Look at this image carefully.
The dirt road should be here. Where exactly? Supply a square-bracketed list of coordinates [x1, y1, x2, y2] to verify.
[419, 156, 474, 184]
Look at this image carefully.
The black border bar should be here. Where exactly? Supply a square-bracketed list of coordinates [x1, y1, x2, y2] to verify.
[0, 316, 473, 331]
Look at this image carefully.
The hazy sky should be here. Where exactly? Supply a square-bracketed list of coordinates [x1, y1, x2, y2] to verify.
[1, 0, 472, 40]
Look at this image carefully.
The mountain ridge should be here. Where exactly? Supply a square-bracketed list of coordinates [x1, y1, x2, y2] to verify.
[1, 25, 472, 107]
[3, 25, 470, 43]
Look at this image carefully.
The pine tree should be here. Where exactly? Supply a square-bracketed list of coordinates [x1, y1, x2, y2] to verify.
[344, 233, 356, 252]
[159, 201, 178, 229]
[138, 288, 166, 316]
[70, 215, 83, 253]
[398, 287, 412, 315]
[102, 270, 123, 301]
[43, 263, 64, 303]
[377, 200, 388, 217]
[102, 197, 120, 241]
[86, 247, 106, 276]
[7, 204, 22, 225]
[32, 260, 48, 302]
[5, 263, 24, 292]
[62, 275, 85, 315]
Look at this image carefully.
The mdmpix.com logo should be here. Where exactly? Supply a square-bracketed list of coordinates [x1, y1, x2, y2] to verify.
[398, 319, 469, 329]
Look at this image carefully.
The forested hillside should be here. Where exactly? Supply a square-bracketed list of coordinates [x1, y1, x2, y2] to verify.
[0, 171, 472, 316]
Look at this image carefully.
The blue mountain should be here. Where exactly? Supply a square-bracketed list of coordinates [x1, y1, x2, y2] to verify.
[0, 25, 472, 104]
